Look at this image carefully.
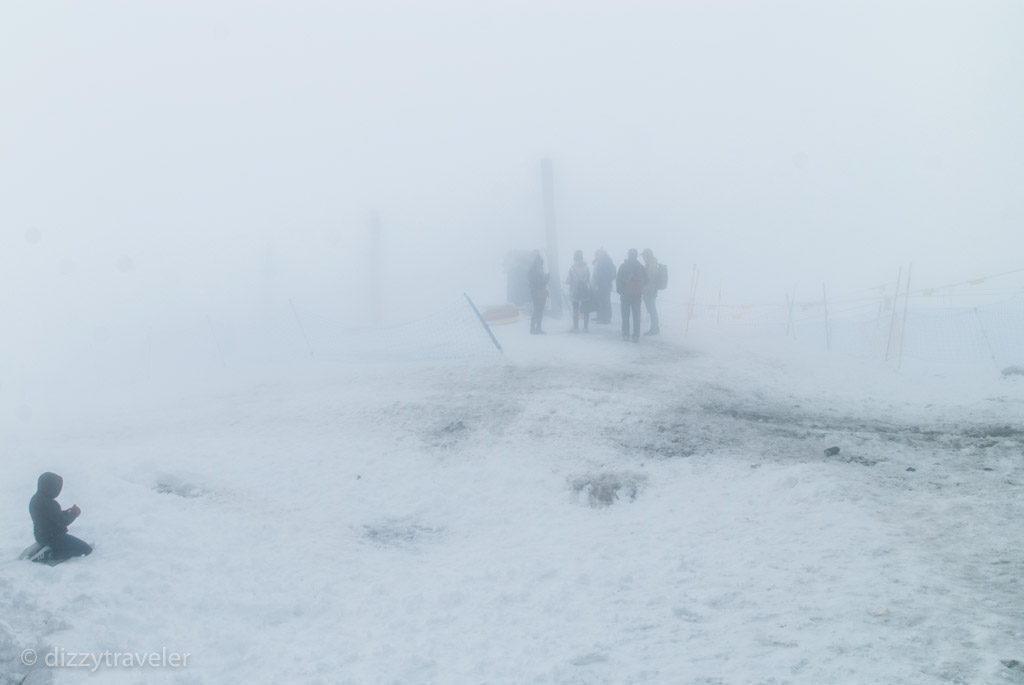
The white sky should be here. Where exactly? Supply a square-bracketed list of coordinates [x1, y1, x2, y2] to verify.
[2, 0, 1022, 333]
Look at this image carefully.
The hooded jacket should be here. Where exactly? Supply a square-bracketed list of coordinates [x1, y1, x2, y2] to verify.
[593, 251, 616, 289]
[29, 472, 78, 544]
[616, 257, 648, 297]
[565, 261, 591, 301]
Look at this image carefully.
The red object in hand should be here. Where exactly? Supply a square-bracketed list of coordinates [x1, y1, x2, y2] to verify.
[70, 504, 81, 516]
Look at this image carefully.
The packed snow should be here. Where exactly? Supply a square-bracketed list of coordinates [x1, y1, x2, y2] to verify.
[2, 315, 1023, 684]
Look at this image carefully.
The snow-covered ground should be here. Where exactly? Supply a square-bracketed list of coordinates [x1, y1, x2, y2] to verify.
[2, 315, 1023, 684]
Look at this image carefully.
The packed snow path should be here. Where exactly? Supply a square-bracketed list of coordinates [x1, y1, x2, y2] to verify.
[2, 325, 1022, 684]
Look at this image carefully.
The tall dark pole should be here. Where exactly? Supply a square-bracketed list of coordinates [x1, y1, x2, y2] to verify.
[541, 158, 563, 317]
[370, 212, 382, 328]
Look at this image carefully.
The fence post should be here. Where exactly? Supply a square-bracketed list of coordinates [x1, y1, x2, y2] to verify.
[685, 265, 699, 337]
[973, 307, 1000, 372]
[897, 263, 913, 370]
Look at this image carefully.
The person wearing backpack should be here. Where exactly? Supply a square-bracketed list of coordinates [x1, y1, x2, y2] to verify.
[565, 250, 592, 332]
[592, 248, 616, 324]
[616, 248, 648, 342]
[641, 248, 662, 335]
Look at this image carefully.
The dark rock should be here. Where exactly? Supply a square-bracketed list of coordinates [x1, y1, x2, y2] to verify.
[824, 446, 841, 457]
[1001, 659, 1020, 670]
[154, 475, 205, 498]
[906, 467, 916, 472]
[1001, 366, 1024, 378]
[841, 454, 878, 467]
[442, 420, 467, 433]
[570, 472, 647, 507]
[362, 518, 443, 548]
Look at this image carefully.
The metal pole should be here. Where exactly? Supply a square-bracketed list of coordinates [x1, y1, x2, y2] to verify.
[540, 159, 563, 317]
[684, 264, 698, 337]
[897, 263, 913, 370]
[973, 307, 1000, 372]
[464, 293, 504, 354]
[884, 266, 903, 362]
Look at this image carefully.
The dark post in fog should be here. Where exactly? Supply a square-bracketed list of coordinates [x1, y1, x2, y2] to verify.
[541, 158, 562, 317]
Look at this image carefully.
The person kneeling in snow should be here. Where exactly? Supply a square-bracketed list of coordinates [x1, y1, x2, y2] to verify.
[29, 472, 92, 563]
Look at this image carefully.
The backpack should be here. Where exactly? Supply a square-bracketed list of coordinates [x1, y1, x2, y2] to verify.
[656, 264, 668, 290]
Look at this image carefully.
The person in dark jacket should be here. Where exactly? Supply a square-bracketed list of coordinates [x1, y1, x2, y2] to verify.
[527, 251, 549, 334]
[592, 249, 616, 324]
[616, 248, 648, 342]
[29, 472, 91, 562]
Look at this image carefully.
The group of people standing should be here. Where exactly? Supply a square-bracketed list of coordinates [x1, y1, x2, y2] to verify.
[527, 248, 666, 341]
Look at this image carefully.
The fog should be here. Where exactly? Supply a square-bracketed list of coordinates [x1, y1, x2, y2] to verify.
[2, 0, 1022, 371]
[5, 5, 1024, 680]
